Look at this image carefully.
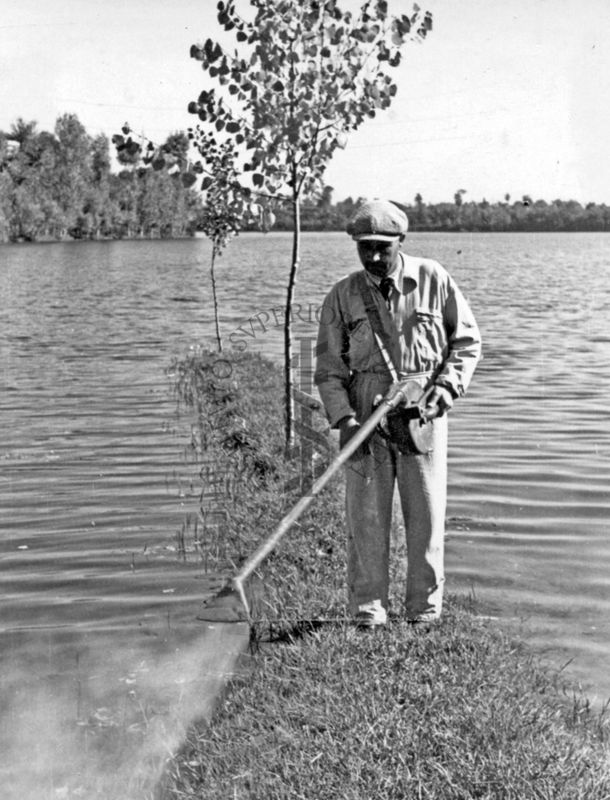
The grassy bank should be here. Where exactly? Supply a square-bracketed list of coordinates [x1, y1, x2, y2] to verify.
[162, 608, 609, 799]
[162, 349, 609, 799]
[170, 347, 348, 632]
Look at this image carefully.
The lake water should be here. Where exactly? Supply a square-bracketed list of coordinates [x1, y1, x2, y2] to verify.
[1, 232, 609, 796]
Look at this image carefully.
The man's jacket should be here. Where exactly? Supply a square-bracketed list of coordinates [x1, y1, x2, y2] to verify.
[314, 253, 482, 427]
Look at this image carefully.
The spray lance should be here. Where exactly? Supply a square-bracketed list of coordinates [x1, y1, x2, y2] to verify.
[198, 332, 437, 621]
[228, 339, 424, 619]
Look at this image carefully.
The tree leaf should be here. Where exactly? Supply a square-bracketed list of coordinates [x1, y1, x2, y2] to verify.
[201, 176, 213, 190]
[397, 15, 411, 36]
[376, 0, 388, 16]
[182, 172, 198, 188]
[252, 173, 264, 187]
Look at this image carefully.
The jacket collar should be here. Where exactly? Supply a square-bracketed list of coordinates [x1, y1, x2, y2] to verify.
[363, 252, 418, 295]
[400, 253, 419, 290]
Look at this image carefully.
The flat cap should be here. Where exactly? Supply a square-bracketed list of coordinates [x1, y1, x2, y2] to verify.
[346, 200, 409, 241]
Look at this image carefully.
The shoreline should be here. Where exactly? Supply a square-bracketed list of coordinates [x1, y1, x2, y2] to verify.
[3, 229, 610, 246]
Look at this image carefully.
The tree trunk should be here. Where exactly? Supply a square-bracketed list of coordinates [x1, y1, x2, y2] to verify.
[284, 192, 300, 453]
[210, 242, 223, 353]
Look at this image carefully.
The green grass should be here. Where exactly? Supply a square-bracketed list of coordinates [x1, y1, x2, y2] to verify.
[160, 348, 610, 799]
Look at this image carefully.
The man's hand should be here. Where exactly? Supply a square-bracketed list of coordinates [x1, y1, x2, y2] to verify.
[338, 417, 369, 460]
[421, 386, 454, 420]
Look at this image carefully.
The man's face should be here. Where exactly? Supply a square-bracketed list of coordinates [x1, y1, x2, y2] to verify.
[356, 237, 402, 278]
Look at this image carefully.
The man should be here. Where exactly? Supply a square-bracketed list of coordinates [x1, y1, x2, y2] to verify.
[314, 199, 481, 627]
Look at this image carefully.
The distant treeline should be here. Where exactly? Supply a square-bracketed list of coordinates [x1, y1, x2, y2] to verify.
[249, 188, 610, 233]
[2, 115, 609, 243]
[0, 115, 203, 243]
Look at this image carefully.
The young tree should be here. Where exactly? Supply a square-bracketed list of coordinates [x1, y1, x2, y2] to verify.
[188, 0, 432, 449]
[114, 126, 250, 348]
[191, 137, 258, 352]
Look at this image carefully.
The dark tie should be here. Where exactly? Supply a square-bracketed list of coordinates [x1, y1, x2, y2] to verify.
[379, 277, 394, 306]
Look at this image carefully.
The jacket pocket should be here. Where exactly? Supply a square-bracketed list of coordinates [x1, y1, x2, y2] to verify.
[414, 308, 446, 367]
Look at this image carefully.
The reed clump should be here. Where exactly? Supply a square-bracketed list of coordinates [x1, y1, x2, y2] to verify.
[162, 348, 609, 800]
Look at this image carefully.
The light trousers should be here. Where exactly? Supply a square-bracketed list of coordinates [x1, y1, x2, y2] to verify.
[345, 414, 448, 619]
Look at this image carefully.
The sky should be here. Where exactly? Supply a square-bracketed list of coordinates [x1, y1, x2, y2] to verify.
[1, 0, 609, 205]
